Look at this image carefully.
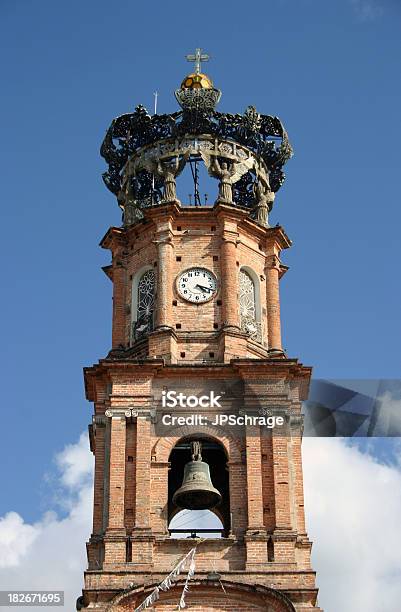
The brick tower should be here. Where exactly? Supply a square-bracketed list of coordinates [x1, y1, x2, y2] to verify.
[78, 51, 321, 611]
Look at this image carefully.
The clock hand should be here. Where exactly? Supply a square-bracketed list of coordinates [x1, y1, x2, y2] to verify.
[196, 284, 213, 293]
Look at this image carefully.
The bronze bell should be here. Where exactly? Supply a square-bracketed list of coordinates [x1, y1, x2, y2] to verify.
[173, 441, 222, 510]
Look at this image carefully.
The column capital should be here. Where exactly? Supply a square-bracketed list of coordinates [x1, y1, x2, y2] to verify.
[132, 408, 157, 423]
[221, 232, 239, 245]
[265, 254, 281, 270]
[105, 407, 156, 422]
[152, 234, 174, 246]
[105, 408, 132, 419]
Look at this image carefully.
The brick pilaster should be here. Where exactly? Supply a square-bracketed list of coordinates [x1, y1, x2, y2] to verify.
[134, 416, 152, 529]
[111, 248, 127, 348]
[220, 228, 239, 329]
[265, 255, 282, 351]
[92, 417, 106, 535]
[291, 427, 307, 536]
[245, 425, 268, 568]
[106, 414, 127, 531]
[155, 234, 173, 329]
[272, 434, 292, 530]
[228, 460, 247, 535]
[245, 426, 265, 529]
[103, 412, 127, 566]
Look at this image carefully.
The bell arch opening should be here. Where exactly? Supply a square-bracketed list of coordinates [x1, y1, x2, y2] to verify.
[168, 436, 230, 538]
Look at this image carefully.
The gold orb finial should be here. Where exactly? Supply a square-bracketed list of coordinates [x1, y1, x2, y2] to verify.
[176, 47, 221, 110]
[180, 72, 214, 90]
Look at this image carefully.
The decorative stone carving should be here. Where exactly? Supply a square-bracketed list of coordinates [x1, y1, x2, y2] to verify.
[253, 182, 275, 228]
[150, 151, 190, 203]
[118, 173, 145, 226]
[201, 151, 254, 204]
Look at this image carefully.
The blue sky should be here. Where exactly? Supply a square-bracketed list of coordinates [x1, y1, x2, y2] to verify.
[0, 0, 400, 578]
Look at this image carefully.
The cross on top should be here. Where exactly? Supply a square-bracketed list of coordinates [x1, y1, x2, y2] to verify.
[185, 48, 210, 74]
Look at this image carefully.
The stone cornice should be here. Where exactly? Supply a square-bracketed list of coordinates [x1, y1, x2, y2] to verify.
[98, 205, 292, 255]
[99, 226, 126, 250]
[84, 358, 312, 401]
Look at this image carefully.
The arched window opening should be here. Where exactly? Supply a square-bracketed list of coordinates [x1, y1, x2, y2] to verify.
[168, 437, 230, 538]
[132, 268, 155, 341]
[239, 268, 261, 342]
[168, 509, 224, 539]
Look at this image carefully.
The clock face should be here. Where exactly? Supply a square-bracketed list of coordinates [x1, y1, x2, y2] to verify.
[176, 267, 218, 303]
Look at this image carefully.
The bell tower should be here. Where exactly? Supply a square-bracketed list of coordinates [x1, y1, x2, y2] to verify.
[78, 51, 321, 611]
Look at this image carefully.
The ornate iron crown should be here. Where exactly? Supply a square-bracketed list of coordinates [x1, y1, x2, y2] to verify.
[100, 73, 293, 228]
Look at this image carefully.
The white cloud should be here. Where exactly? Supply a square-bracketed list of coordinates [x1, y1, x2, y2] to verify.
[0, 512, 39, 568]
[350, 0, 384, 21]
[1, 433, 401, 611]
[303, 438, 401, 611]
[0, 433, 93, 611]
[56, 432, 94, 490]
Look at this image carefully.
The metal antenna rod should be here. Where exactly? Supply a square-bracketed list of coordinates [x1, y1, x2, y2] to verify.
[151, 91, 158, 205]
[189, 158, 202, 207]
[194, 161, 201, 206]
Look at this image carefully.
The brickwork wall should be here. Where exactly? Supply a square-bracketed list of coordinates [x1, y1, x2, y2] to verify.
[92, 421, 106, 535]
[84, 205, 320, 610]
[124, 420, 136, 531]
[103, 204, 290, 361]
[261, 433, 276, 532]
[150, 462, 169, 533]
[110, 237, 127, 348]
[134, 417, 151, 529]
[173, 231, 222, 331]
[119, 593, 276, 611]
[84, 568, 318, 592]
[272, 435, 292, 531]
[107, 416, 126, 530]
[292, 432, 308, 537]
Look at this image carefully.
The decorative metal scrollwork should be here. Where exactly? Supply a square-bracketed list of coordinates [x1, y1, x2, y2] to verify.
[101, 108, 292, 189]
[100, 79, 293, 227]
